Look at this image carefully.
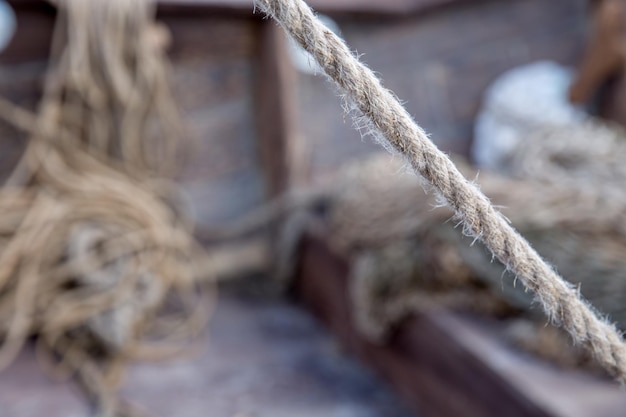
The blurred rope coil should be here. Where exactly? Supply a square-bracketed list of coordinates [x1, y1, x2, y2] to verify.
[0, 0, 211, 416]
[325, 121, 626, 369]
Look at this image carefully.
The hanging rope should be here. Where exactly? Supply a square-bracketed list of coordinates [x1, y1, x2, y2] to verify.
[0, 1, 210, 415]
[256, 0, 626, 384]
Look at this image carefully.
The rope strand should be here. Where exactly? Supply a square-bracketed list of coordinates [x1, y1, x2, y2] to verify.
[256, 0, 626, 383]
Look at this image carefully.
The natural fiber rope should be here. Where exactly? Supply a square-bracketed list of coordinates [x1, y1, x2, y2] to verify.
[256, 0, 626, 383]
[0, 1, 210, 416]
[328, 151, 626, 347]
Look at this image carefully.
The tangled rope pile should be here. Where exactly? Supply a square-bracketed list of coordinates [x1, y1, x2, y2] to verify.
[0, 0, 208, 415]
[326, 148, 626, 365]
[322, 111, 626, 373]
[257, 0, 626, 384]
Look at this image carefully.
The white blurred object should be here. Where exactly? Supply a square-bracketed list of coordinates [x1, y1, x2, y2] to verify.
[0, 0, 15, 53]
[473, 61, 587, 170]
[288, 14, 341, 75]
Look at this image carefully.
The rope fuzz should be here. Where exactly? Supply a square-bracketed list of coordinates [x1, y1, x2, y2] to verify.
[256, 0, 626, 383]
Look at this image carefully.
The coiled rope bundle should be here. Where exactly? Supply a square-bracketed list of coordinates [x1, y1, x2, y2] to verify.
[0, 1, 208, 415]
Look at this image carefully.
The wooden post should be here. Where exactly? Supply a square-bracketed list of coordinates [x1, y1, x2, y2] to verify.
[254, 20, 307, 197]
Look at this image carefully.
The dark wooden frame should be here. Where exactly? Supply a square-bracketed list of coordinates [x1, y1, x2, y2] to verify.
[295, 232, 626, 417]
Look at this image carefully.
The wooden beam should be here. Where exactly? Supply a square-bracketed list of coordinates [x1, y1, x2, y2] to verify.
[5, 0, 477, 17]
[0, 0, 477, 63]
[308, 0, 476, 16]
[295, 233, 626, 417]
[254, 21, 305, 197]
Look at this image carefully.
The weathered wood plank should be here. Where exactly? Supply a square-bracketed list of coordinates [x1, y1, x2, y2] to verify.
[295, 233, 626, 417]
[157, 0, 477, 16]
[6, 0, 474, 16]
[254, 21, 304, 197]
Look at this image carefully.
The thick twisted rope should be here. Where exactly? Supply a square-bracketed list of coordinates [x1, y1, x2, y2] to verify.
[256, 0, 626, 383]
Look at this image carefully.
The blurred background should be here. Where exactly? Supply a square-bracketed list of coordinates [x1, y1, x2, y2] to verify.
[1, 0, 626, 416]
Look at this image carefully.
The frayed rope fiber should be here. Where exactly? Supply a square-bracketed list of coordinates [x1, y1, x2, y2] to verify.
[255, 0, 626, 384]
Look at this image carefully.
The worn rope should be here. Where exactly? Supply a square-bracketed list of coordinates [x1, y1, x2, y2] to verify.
[256, 0, 626, 383]
[0, 1, 209, 416]
[328, 152, 626, 349]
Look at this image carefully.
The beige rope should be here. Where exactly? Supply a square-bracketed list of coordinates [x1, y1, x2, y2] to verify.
[0, 1, 209, 416]
[256, 0, 626, 383]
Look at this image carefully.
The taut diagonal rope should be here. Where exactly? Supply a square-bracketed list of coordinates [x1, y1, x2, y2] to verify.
[255, 0, 626, 383]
